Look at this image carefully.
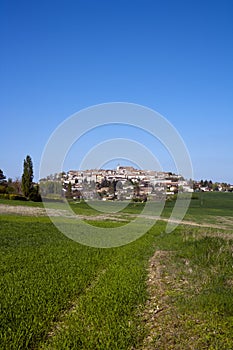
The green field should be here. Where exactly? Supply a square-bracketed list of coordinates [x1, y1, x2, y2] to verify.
[0, 192, 233, 349]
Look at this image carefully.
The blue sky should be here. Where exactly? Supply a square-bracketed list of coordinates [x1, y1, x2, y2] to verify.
[1, 0, 233, 183]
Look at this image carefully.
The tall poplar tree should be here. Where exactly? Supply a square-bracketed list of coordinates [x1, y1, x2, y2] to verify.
[22, 155, 33, 198]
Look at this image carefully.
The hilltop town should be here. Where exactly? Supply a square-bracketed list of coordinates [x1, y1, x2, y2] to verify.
[60, 165, 193, 201]
[2, 160, 232, 204]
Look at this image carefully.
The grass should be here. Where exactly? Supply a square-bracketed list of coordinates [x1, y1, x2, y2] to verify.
[0, 215, 161, 349]
[0, 198, 44, 207]
[145, 228, 233, 349]
[0, 192, 233, 349]
[0, 217, 103, 349]
[2, 191, 233, 220]
[70, 192, 233, 225]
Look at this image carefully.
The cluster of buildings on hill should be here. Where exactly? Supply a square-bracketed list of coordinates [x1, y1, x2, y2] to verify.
[193, 180, 233, 193]
[61, 165, 193, 201]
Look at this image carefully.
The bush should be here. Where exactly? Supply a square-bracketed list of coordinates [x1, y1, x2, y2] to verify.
[28, 185, 42, 202]
[0, 193, 10, 199]
[6, 186, 15, 194]
[0, 185, 7, 194]
[9, 194, 27, 201]
[132, 197, 144, 202]
[28, 192, 42, 202]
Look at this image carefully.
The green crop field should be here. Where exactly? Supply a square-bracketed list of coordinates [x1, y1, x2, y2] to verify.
[0, 192, 233, 349]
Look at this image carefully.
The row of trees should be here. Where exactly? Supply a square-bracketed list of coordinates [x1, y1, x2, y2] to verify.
[0, 155, 41, 201]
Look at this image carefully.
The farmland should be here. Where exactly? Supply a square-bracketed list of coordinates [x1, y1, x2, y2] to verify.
[0, 192, 233, 349]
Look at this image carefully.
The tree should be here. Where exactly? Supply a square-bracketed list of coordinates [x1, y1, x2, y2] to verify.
[0, 169, 6, 183]
[12, 177, 22, 194]
[22, 155, 33, 198]
[65, 181, 73, 199]
[29, 184, 41, 202]
[0, 169, 7, 193]
[133, 181, 140, 197]
[203, 180, 208, 187]
[100, 176, 110, 188]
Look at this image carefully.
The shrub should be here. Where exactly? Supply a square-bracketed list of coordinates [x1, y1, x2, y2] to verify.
[9, 194, 27, 201]
[28, 192, 42, 202]
[0, 193, 10, 199]
[0, 185, 7, 194]
[28, 185, 42, 202]
[132, 197, 144, 202]
[6, 186, 15, 194]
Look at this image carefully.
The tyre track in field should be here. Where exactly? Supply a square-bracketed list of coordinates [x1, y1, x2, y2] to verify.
[44, 268, 107, 346]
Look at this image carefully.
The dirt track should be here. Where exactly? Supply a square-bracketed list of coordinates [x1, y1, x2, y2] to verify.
[1, 203, 233, 232]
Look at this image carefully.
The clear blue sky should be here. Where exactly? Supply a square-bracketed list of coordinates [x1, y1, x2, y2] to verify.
[1, 0, 233, 183]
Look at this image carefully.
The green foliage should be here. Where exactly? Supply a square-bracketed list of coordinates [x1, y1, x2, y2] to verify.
[0, 170, 11, 194]
[9, 194, 27, 201]
[0, 193, 10, 199]
[5, 186, 15, 194]
[0, 185, 7, 194]
[28, 184, 42, 202]
[65, 181, 72, 199]
[0, 169, 6, 183]
[21, 155, 33, 198]
[132, 196, 147, 202]
[0, 178, 21, 196]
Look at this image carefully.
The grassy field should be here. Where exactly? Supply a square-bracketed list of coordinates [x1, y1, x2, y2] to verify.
[0, 192, 233, 349]
[0, 214, 158, 349]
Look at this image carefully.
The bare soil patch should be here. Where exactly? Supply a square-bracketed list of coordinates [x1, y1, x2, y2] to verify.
[1, 204, 233, 230]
